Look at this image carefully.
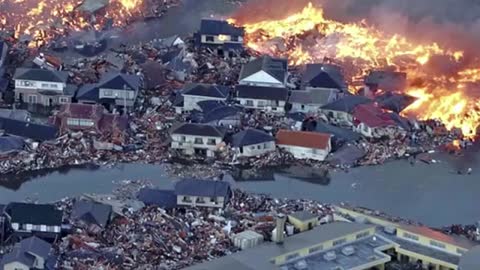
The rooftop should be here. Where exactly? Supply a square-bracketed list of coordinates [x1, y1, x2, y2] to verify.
[13, 67, 68, 83]
[199, 19, 245, 36]
[171, 123, 226, 137]
[6, 202, 62, 226]
[71, 200, 112, 227]
[231, 129, 274, 147]
[0, 117, 58, 142]
[302, 63, 347, 91]
[137, 188, 177, 209]
[288, 211, 318, 222]
[239, 56, 288, 83]
[183, 83, 229, 98]
[175, 179, 231, 198]
[98, 72, 141, 91]
[276, 130, 331, 150]
[353, 103, 396, 128]
[321, 95, 371, 113]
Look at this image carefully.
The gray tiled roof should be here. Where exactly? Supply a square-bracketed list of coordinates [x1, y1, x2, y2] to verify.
[231, 129, 274, 147]
[71, 200, 112, 227]
[175, 179, 231, 197]
[6, 202, 62, 226]
[172, 123, 226, 137]
[321, 95, 371, 113]
[98, 72, 140, 91]
[302, 63, 347, 91]
[199, 19, 244, 36]
[239, 56, 287, 83]
[19, 236, 52, 259]
[183, 83, 229, 98]
[14, 68, 68, 83]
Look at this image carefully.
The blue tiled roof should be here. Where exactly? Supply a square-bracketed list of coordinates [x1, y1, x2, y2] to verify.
[203, 105, 242, 123]
[0, 117, 58, 141]
[137, 188, 177, 209]
[172, 123, 226, 137]
[231, 129, 274, 147]
[13, 68, 68, 83]
[18, 236, 52, 259]
[183, 83, 229, 98]
[98, 72, 141, 91]
[75, 83, 99, 101]
[313, 121, 361, 142]
[175, 179, 231, 198]
[197, 100, 226, 113]
[302, 63, 347, 90]
[321, 95, 371, 113]
[0, 135, 24, 153]
[199, 19, 244, 36]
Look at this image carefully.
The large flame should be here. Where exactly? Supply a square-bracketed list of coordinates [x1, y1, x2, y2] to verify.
[231, 3, 480, 138]
[0, 0, 144, 46]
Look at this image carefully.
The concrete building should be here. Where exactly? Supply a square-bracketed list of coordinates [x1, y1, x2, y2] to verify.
[235, 85, 288, 113]
[170, 123, 226, 157]
[239, 56, 288, 88]
[288, 211, 319, 232]
[174, 179, 231, 208]
[276, 130, 332, 161]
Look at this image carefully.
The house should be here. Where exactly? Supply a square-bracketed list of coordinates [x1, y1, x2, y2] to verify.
[174, 179, 231, 208]
[238, 56, 288, 88]
[181, 83, 229, 112]
[52, 103, 104, 132]
[0, 41, 7, 67]
[276, 130, 332, 161]
[0, 117, 58, 142]
[13, 68, 75, 107]
[137, 188, 177, 210]
[321, 95, 371, 125]
[352, 103, 397, 138]
[195, 19, 244, 54]
[303, 119, 361, 148]
[235, 85, 288, 113]
[0, 135, 24, 156]
[203, 105, 242, 127]
[302, 63, 347, 92]
[288, 211, 319, 232]
[170, 123, 226, 157]
[288, 88, 338, 113]
[0, 236, 52, 270]
[4, 203, 63, 239]
[71, 200, 112, 230]
[365, 70, 407, 92]
[231, 129, 275, 157]
[76, 72, 141, 112]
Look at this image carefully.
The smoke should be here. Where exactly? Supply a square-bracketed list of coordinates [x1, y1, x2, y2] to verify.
[231, 0, 480, 56]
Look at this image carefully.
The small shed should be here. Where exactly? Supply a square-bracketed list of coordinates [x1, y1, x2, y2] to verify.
[233, 230, 264, 250]
[288, 211, 319, 232]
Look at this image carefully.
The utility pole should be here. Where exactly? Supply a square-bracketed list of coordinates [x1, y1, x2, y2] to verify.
[123, 84, 127, 115]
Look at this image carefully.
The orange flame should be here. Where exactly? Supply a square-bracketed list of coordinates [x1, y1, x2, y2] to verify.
[232, 2, 480, 138]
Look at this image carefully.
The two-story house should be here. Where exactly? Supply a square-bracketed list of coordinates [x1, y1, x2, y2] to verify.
[195, 19, 245, 55]
[302, 63, 348, 92]
[13, 68, 75, 108]
[320, 95, 372, 126]
[239, 56, 288, 88]
[0, 236, 53, 270]
[352, 103, 398, 138]
[288, 89, 338, 113]
[181, 83, 229, 112]
[235, 85, 288, 113]
[0, 41, 7, 68]
[76, 72, 141, 112]
[4, 202, 63, 240]
[276, 130, 332, 161]
[170, 123, 226, 157]
[231, 128, 275, 158]
[175, 179, 231, 208]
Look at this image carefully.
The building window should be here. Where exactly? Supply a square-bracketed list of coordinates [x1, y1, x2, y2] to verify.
[210, 197, 217, 203]
[263, 143, 268, 149]
[180, 136, 186, 142]
[403, 232, 419, 241]
[27, 95, 37, 104]
[182, 196, 192, 202]
[205, 35, 214, 42]
[430, 240, 446, 249]
[194, 138, 203, 144]
[59, 97, 69, 104]
[67, 118, 94, 127]
[26, 224, 33, 231]
[50, 84, 58, 88]
[196, 197, 205, 204]
[231, 35, 239, 42]
[22, 80, 33, 87]
[54, 226, 61, 233]
[245, 100, 254, 106]
[207, 139, 216, 145]
[309, 245, 323, 253]
[103, 89, 113, 97]
[258, 100, 266, 107]
[356, 231, 370, 239]
[332, 238, 346, 246]
[41, 83, 49, 88]
[40, 225, 47, 232]
[285, 253, 299, 261]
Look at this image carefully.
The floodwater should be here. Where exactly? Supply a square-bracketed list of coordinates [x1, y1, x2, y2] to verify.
[0, 151, 479, 227]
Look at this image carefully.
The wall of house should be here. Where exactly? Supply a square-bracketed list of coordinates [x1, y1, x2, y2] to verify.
[15, 80, 65, 91]
[322, 110, 353, 125]
[171, 134, 223, 157]
[239, 70, 285, 88]
[396, 228, 466, 257]
[4, 261, 30, 270]
[176, 195, 226, 208]
[290, 102, 319, 113]
[14, 88, 71, 106]
[11, 222, 61, 234]
[201, 34, 243, 45]
[99, 88, 137, 106]
[238, 98, 285, 113]
[207, 118, 241, 128]
[288, 216, 319, 232]
[278, 144, 331, 161]
[236, 141, 275, 157]
[183, 95, 227, 111]
[272, 227, 375, 265]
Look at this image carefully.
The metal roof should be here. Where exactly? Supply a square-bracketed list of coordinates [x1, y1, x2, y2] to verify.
[137, 188, 177, 209]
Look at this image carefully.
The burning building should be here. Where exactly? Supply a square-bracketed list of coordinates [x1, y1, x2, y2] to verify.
[229, 2, 480, 138]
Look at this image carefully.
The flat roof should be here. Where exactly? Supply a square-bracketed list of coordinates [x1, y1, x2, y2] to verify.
[288, 211, 318, 222]
[283, 235, 391, 270]
[184, 222, 374, 270]
[398, 224, 477, 249]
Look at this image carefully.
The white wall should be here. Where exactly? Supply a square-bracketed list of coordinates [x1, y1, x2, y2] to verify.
[238, 98, 285, 113]
[177, 195, 226, 208]
[99, 88, 136, 100]
[4, 261, 29, 270]
[15, 80, 65, 91]
[290, 102, 319, 113]
[183, 94, 227, 111]
[171, 134, 223, 151]
[201, 34, 243, 45]
[278, 144, 331, 161]
[235, 141, 275, 157]
[239, 70, 285, 88]
[354, 123, 373, 138]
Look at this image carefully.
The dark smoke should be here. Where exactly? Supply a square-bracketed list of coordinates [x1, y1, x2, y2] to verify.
[231, 0, 480, 56]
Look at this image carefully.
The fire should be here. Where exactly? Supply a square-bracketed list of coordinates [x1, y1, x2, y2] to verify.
[231, 2, 480, 138]
[0, 0, 144, 46]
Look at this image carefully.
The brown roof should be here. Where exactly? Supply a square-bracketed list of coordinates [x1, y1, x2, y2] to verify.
[399, 224, 477, 249]
[276, 130, 331, 150]
[59, 103, 104, 119]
